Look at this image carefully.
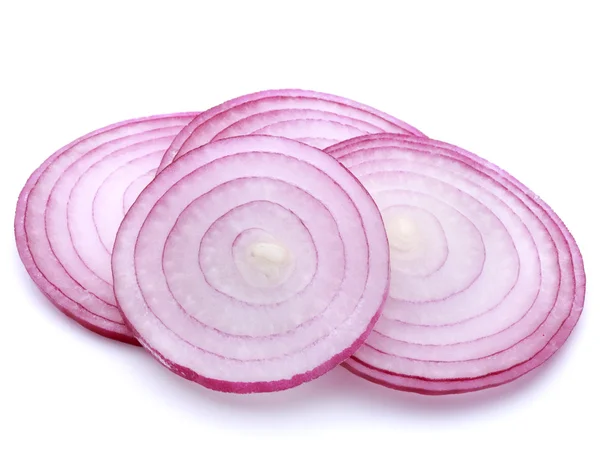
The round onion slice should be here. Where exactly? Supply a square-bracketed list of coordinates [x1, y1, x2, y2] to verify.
[326, 134, 585, 394]
[156, 89, 424, 174]
[112, 135, 390, 393]
[15, 113, 199, 344]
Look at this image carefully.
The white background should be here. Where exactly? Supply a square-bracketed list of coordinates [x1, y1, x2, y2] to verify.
[1, 1, 598, 474]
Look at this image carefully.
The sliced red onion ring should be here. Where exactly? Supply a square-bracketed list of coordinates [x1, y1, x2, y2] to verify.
[15, 113, 199, 344]
[112, 135, 390, 393]
[326, 134, 585, 394]
[156, 89, 424, 174]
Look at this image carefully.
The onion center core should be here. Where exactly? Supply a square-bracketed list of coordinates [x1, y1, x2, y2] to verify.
[233, 229, 295, 289]
[385, 216, 421, 254]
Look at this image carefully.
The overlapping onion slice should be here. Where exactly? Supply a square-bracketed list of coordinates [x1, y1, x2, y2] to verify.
[156, 89, 424, 174]
[15, 113, 199, 344]
[326, 134, 586, 394]
[112, 135, 390, 393]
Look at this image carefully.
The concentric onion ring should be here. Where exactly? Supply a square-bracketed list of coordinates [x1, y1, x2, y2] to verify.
[325, 134, 585, 394]
[112, 135, 390, 393]
[15, 113, 199, 344]
[156, 89, 424, 173]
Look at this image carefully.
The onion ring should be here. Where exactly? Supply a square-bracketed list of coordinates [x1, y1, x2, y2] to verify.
[157, 89, 423, 174]
[15, 113, 199, 344]
[326, 134, 585, 394]
[113, 135, 390, 392]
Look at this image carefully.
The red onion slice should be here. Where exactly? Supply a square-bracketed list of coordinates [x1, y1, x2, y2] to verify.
[112, 135, 390, 393]
[326, 134, 585, 394]
[156, 89, 424, 174]
[15, 113, 198, 344]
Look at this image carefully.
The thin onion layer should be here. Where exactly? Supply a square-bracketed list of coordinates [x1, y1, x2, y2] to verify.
[157, 89, 423, 173]
[15, 113, 198, 344]
[326, 134, 585, 394]
[113, 135, 390, 392]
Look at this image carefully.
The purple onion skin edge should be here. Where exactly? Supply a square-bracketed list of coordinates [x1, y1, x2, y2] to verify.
[120, 279, 390, 394]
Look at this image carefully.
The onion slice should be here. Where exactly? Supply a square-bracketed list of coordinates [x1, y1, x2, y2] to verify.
[112, 135, 390, 392]
[326, 134, 585, 394]
[15, 113, 199, 344]
[156, 89, 423, 174]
